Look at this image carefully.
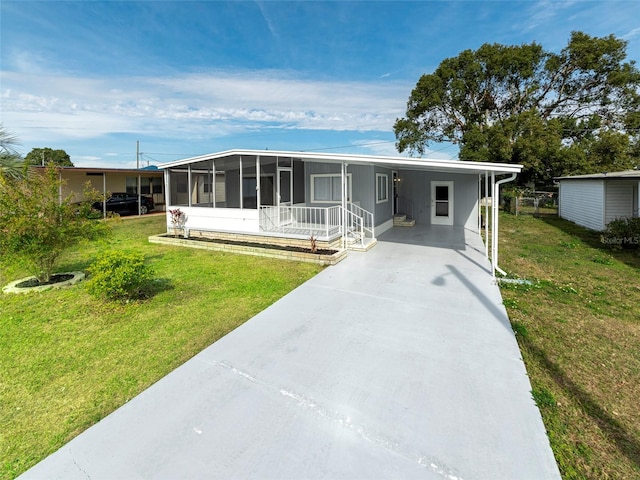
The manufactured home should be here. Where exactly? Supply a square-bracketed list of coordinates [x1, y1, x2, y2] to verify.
[158, 150, 522, 274]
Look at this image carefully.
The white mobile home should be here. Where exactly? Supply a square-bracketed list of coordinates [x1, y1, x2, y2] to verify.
[158, 150, 522, 273]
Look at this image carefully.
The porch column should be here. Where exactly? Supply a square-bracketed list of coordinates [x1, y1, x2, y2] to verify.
[188, 164, 192, 208]
[211, 159, 216, 208]
[256, 155, 261, 210]
[239, 155, 244, 209]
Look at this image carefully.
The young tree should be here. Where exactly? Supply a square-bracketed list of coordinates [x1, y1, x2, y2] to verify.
[394, 32, 640, 186]
[24, 147, 74, 167]
[0, 164, 108, 283]
[0, 125, 24, 179]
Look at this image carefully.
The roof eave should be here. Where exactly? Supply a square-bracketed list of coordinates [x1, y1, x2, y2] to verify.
[158, 149, 522, 174]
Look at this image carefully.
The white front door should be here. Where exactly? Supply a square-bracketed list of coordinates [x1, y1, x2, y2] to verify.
[431, 181, 454, 225]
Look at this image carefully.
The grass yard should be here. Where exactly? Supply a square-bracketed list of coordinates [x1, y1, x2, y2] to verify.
[0, 215, 323, 479]
[498, 213, 640, 479]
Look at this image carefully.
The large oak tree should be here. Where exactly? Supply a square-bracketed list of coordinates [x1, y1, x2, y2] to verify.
[394, 32, 640, 186]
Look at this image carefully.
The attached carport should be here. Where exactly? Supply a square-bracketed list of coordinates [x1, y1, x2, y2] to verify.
[20, 223, 560, 479]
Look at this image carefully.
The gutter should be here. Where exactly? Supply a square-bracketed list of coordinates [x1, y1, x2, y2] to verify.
[492, 173, 518, 277]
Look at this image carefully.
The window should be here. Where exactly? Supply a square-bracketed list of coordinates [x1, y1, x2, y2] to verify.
[376, 173, 388, 204]
[125, 177, 138, 194]
[125, 176, 162, 195]
[310, 174, 352, 203]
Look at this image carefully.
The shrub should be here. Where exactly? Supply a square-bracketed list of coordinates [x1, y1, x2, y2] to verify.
[87, 250, 154, 301]
[0, 164, 108, 282]
[601, 217, 640, 250]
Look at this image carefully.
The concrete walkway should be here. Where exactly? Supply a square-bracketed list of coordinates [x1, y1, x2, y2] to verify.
[20, 226, 560, 480]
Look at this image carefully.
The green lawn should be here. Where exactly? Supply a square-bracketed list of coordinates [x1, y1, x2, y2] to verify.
[497, 213, 640, 479]
[4, 213, 639, 479]
[0, 215, 323, 479]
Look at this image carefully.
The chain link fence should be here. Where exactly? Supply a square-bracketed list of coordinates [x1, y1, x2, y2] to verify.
[504, 191, 558, 216]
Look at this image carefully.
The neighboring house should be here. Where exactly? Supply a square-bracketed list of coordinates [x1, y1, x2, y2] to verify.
[158, 150, 522, 273]
[36, 166, 166, 213]
[557, 170, 640, 231]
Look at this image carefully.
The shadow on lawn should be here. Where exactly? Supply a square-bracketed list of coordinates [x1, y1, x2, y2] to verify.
[522, 336, 640, 471]
[540, 216, 640, 271]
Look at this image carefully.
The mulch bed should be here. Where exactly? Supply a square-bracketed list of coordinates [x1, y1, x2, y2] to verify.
[162, 234, 338, 255]
[16, 274, 75, 288]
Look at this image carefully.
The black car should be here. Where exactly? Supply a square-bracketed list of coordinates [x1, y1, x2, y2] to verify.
[93, 193, 155, 215]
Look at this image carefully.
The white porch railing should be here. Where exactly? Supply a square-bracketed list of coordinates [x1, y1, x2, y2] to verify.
[259, 203, 375, 247]
[259, 205, 342, 238]
[345, 209, 365, 247]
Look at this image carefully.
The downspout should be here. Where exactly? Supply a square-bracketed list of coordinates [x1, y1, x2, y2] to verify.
[491, 172, 518, 277]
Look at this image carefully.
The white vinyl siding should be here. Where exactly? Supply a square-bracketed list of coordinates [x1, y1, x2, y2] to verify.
[559, 180, 605, 231]
[604, 182, 634, 225]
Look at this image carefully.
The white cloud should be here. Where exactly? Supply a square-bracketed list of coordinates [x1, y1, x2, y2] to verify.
[1, 70, 409, 145]
[522, 1, 578, 32]
[622, 27, 640, 40]
[352, 139, 456, 160]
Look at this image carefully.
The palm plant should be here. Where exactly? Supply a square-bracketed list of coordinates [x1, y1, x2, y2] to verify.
[0, 125, 24, 179]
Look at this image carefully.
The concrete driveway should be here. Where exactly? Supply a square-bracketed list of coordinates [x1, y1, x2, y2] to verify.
[20, 226, 560, 479]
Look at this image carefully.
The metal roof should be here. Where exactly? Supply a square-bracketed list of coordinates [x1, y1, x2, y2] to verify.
[157, 149, 522, 175]
[33, 166, 163, 175]
[555, 170, 640, 181]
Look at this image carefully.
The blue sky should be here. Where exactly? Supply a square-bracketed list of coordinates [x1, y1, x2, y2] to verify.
[1, 1, 639, 168]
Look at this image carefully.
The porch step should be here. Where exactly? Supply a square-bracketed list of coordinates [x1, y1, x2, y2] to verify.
[347, 237, 378, 252]
[394, 214, 415, 227]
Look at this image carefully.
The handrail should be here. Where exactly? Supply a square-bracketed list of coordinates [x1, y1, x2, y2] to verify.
[347, 202, 374, 239]
[345, 210, 365, 247]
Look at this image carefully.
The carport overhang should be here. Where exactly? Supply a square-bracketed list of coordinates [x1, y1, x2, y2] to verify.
[159, 149, 522, 276]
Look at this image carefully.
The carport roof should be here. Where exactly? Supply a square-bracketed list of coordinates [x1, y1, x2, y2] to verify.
[158, 149, 522, 175]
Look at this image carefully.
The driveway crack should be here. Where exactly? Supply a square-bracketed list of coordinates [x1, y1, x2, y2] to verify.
[211, 359, 464, 479]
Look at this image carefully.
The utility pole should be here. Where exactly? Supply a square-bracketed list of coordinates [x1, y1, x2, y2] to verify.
[41, 151, 45, 166]
[136, 140, 140, 169]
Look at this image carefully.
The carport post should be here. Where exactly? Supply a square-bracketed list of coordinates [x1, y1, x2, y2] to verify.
[341, 162, 347, 250]
[485, 171, 489, 259]
[137, 174, 141, 216]
[102, 172, 107, 218]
